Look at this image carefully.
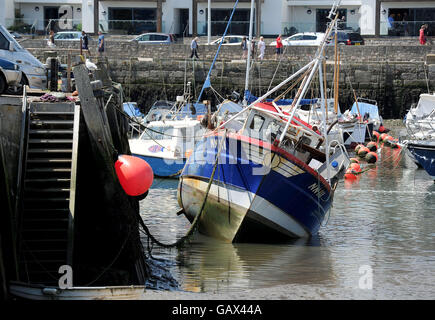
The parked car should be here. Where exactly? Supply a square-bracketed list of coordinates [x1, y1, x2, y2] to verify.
[53, 31, 93, 41]
[270, 33, 325, 46]
[0, 25, 47, 94]
[130, 33, 177, 44]
[329, 30, 364, 45]
[0, 57, 22, 94]
[209, 35, 247, 46]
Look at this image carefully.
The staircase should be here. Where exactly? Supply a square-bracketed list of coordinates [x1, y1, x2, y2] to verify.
[19, 102, 80, 285]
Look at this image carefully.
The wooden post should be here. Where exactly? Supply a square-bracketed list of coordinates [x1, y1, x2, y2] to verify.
[157, 0, 163, 33]
[67, 52, 72, 93]
[192, 0, 197, 36]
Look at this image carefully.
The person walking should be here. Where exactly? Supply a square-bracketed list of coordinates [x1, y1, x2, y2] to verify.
[190, 37, 199, 59]
[419, 24, 428, 45]
[81, 31, 90, 56]
[47, 30, 56, 48]
[97, 31, 105, 57]
[275, 34, 283, 60]
[250, 37, 256, 58]
[241, 37, 248, 59]
[258, 36, 266, 60]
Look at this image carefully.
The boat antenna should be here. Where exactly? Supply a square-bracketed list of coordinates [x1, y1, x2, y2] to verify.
[243, 0, 255, 106]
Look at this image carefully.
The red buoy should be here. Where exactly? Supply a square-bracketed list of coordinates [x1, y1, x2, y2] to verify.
[378, 125, 385, 133]
[115, 155, 154, 197]
[350, 162, 362, 173]
[355, 144, 365, 153]
[357, 146, 370, 158]
[366, 141, 378, 152]
[365, 151, 378, 164]
[380, 133, 388, 142]
[372, 131, 380, 142]
[350, 157, 360, 164]
[344, 168, 358, 180]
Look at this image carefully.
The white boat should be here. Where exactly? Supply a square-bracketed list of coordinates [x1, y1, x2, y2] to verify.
[405, 93, 435, 140]
[9, 281, 146, 300]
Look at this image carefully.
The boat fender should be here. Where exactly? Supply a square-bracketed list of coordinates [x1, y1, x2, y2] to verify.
[115, 155, 154, 197]
[357, 146, 370, 158]
[372, 131, 380, 142]
[365, 151, 378, 164]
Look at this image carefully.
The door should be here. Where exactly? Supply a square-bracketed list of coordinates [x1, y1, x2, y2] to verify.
[179, 9, 189, 37]
[44, 6, 60, 31]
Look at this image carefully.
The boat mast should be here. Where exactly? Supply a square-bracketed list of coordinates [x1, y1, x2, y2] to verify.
[243, 0, 255, 106]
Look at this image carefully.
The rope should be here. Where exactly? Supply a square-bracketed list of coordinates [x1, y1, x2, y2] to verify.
[138, 130, 227, 249]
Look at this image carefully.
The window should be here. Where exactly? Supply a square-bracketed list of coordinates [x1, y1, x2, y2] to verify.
[143, 126, 174, 140]
[139, 34, 151, 41]
[229, 37, 241, 43]
[289, 35, 303, 41]
[303, 35, 317, 40]
[151, 34, 168, 41]
[249, 115, 265, 131]
[0, 33, 8, 50]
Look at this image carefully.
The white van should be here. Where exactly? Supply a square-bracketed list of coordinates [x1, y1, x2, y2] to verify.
[0, 25, 47, 94]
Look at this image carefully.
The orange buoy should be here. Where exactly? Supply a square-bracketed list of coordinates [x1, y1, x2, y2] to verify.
[380, 133, 388, 142]
[344, 168, 358, 180]
[366, 141, 378, 152]
[350, 162, 362, 173]
[355, 144, 365, 153]
[357, 146, 370, 158]
[372, 131, 380, 142]
[378, 125, 385, 133]
[115, 155, 154, 197]
[350, 157, 360, 164]
[365, 151, 378, 163]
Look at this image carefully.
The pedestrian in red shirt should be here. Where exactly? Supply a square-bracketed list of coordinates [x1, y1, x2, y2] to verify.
[419, 25, 427, 45]
[275, 34, 283, 60]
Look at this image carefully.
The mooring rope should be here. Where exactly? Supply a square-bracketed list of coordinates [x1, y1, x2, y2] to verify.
[137, 130, 227, 249]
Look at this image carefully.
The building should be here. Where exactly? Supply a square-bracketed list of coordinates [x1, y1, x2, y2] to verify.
[1, 0, 434, 37]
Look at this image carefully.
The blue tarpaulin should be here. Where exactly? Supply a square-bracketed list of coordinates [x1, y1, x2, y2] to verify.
[350, 102, 380, 120]
[123, 102, 144, 118]
[245, 90, 318, 106]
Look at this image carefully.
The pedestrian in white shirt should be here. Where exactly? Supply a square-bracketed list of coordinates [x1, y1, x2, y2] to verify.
[258, 36, 266, 60]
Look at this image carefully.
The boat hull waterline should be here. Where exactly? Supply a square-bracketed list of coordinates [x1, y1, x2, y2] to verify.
[178, 133, 332, 243]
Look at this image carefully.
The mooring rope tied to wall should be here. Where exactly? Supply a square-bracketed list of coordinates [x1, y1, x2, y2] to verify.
[138, 130, 227, 249]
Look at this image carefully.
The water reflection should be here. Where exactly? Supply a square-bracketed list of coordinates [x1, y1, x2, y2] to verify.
[139, 127, 435, 296]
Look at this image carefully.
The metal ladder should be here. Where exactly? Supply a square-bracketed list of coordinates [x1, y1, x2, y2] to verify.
[19, 102, 80, 285]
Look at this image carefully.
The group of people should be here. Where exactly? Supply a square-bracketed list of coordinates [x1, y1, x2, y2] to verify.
[47, 30, 106, 56]
[190, 34, 285, 61]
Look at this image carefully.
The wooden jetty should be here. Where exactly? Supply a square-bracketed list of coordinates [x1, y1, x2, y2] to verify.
[0, 57, 165, 300]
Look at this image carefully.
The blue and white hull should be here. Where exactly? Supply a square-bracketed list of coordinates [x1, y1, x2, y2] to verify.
[132, 153, 186, 178]
[178, 133, 333, 243]
[407, 141, 435, 180]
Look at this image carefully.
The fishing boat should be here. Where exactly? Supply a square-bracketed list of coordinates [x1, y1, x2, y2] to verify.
[127, 84, 208, 178]
[177, 2, 350, 243]
[406, 140, 435, 180]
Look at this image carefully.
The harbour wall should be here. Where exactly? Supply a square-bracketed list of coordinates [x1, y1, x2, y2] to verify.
[22, 40, 435, 119]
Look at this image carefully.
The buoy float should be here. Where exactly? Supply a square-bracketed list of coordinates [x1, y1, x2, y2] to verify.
[355, 144, 365, 153]
[372, 131, 380, 142]
[378, 125, 386, 133]
[380, 133, 388, 142]
[350, 157, 360, 164]
[357, 146, 370, 158]
[350, 162, 362, 173]
[365, 151, 378, 164]
[366, 141, 378, 152]
[115, 155, 154, 197]
[344, 168, 358, 180]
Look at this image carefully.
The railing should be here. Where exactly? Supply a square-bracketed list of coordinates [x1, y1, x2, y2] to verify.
[380, 20, 435, 37]
[196, 21, 263, 36]
[99, 20, 164, 35]
[5, 18, 82, 35]
[281, 22, 360, 36]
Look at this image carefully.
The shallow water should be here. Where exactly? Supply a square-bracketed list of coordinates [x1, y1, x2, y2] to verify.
[139, 128, 435, 297]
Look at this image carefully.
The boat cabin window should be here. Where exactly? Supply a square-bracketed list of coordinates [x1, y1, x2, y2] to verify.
[249, 114, 266, 131]
[142, 126, 174, 140]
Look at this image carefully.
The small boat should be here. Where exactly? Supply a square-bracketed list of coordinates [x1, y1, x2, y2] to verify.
[406, 140, 435, 180]
[129, 118, 206, 177]
[9, 281, 145, 300]
[177, 3, 350, 243]
[404, 93, 435, 140]
[349, 98, 382, 137]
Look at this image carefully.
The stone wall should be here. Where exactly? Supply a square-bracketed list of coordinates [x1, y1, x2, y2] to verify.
[21, 40, 435, 119]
